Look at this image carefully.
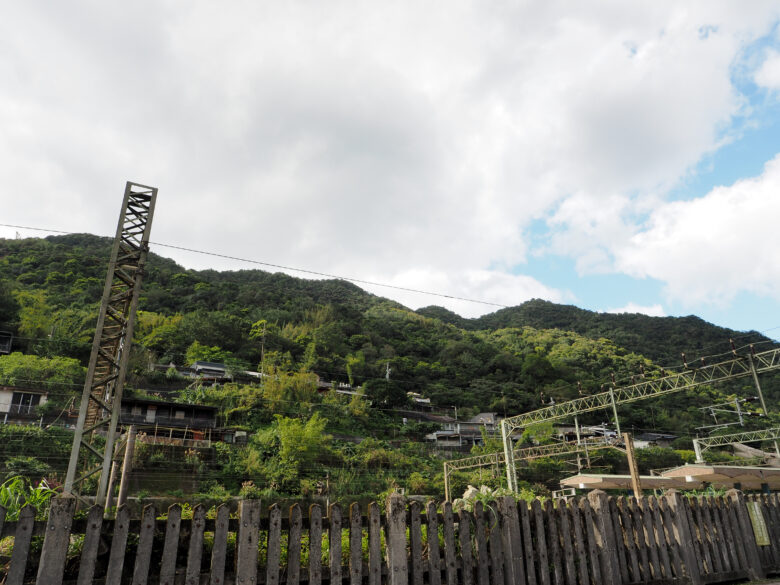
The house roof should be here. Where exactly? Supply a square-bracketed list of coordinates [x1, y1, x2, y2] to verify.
[0, 385, 48, 395]
[635, 432, 677, 441]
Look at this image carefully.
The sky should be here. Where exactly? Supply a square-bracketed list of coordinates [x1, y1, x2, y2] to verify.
[1, 2, 780, 338]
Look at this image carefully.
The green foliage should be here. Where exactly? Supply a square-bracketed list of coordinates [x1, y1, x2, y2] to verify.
[0, 476, 57, 520]
[2, 234, 778, 500]
[0, 352, 84, 391]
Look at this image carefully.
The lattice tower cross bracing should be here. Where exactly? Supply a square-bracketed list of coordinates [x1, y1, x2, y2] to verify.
[63, 182, 157, 506]
[495, 346, 780, 493]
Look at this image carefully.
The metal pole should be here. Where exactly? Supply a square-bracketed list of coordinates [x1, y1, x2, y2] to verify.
[748, 353, 780, 457]
[117, 426, 136, 508]
[574, 416, 581, 445]
[501, 420, 517, 493]
[609, 387, 621, 436]
[623, 432, 642, 497]
[444, 462, 450, 502]
[693, 437, 704, 463]
[104, 461, 119, 512]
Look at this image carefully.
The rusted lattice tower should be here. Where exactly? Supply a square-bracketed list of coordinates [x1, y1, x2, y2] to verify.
[64, 182, 157, 505]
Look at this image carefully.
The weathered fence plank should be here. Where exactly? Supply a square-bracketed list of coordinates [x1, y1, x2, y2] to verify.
[236, 500, 261, 585]
[386, 494, 408, 585]
[459, 508, 474, 585]
[442, 502, 458, 585]
[105, 505, 131, 585]
[689, 497, 711, 576]
[580, 498, 602, 585]
[608, 497, 628, 584]
[488, 501, 505, 585]
[131, 504, 157, 585]
[766, 494, 780, 567]
[728, 489, 765, 581]
[7, 505, 35, 585]
[77, 505, 104, 585]
[617, 498, 640, 583]
[473, 502, 490, 585]
[659, 496, 684, 580]
[498, 497, 524, 585]
[666, 490, 703, 585]
[185, 504, 206, 585]
[160, 504, 182, 585]
[368, 502, 381, 585]
[36, 496, 76, 585]
[570, 499, 589, 585]
[267, 504, 283, 585]
[587, 490, 619, 585]
[640, 497, 661, 580]
[349, 503, 362, 585]
[210, 504, 230, 585]
[723, 494, 749, 573]
[629, 496, 650, 582]
[544, 500, 563, 585]
[427, 501, 443, 585]
[410, 501, 424, 585]
[519, 501, 537, 585]
[531, 498, 550, 585]
[556, 500, 576, 585]
[330, 504, 343, 585]
[709, 496, 732, 573]
[700, 497, 722, 575]
[649, 496, 672, 580]
[288, 504, 303, 585]
[309, 504, 323, 585]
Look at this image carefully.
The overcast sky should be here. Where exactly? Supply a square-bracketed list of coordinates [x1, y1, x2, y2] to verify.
[2, 2, 780, 337]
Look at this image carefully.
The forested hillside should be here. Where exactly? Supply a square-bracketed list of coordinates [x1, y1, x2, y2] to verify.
[0, 234, 778, 500]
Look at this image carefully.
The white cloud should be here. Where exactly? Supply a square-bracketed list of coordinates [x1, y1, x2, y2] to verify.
[615, 153, 780, 306]
[606, 303, 666, 317]
[754, 49, 780, 89]
[360, 269, 571, 319]
[0, 2, 778, 317]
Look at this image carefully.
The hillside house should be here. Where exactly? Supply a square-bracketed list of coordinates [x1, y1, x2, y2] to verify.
[425, 412, 503, 448]
[0, 385, 47, 423]
[120, 397, 218, 445]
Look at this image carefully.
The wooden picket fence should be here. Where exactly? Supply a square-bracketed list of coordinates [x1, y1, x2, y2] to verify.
[0, 489, 778, 585]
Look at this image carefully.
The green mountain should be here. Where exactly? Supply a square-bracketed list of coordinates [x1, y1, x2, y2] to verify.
[1, 233, 778, 499]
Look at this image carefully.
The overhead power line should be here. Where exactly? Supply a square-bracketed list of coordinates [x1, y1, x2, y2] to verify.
[0, 222, 507, 308]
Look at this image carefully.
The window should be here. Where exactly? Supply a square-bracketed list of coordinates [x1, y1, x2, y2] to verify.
[175, 410, 185, 419]
[10, 392, 41, 415]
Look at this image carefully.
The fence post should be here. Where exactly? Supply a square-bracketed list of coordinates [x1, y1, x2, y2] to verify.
[727, 489, 766, 581]
[386, 493, 408, 585]
[35, 496, 76, 585]
[498, 497, 525, 585]
[236, 499, 261, 584]
[587, 490, 620, 585]
[665, 490, 702, 585]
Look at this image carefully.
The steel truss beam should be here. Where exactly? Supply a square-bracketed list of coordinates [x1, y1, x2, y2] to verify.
[443, 436, 620, 500]
[64, 182, 157, 506]
[693, 426, 780, 463]
[497, 347, 780, 491]
[501, 347, 780, 436]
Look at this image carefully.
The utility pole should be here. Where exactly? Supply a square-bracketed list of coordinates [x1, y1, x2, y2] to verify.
[117, 425, 137, 508]
[748, 351, 780, 457]
[63, 182, 157, 507]
[623, 432, 642, 498]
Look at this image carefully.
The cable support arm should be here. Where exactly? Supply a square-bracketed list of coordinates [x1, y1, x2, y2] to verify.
[693, 426, 780, 462]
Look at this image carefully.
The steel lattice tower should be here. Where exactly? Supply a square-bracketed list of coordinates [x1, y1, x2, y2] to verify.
[64, 182, 157, 505]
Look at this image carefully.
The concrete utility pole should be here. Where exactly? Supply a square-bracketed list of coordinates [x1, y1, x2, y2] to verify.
[117, 425, 137, 508]
[623, 432, 642, 497]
